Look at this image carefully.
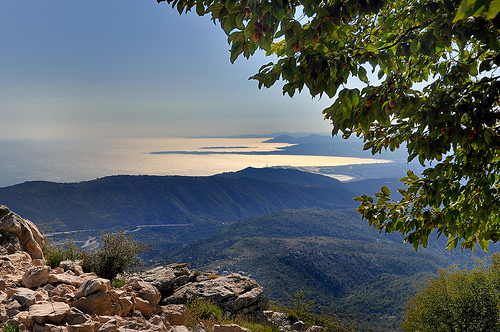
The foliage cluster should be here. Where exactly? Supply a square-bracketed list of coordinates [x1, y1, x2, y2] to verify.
[43, 240, 82, 269]
[2, 323, 19, 332]
[158, 0, 500, 251]
[184, 297, 278, 332]
[79, 229, 152, 280]
[279, 291, 357, 332]
[402, 252, 500, 331]
[43, 229, 151, 281]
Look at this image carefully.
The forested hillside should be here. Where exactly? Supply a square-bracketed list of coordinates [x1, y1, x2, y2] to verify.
[0, 172, 357, 231]
[164, 208, 487, 331]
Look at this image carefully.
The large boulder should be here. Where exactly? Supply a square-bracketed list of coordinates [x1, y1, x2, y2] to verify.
[0, 205, 44, 260]
[22, 265, 50, 288]
[70, 291, 121, 316]
[135, 263, 192, 298]
[162, 273, 269, 316]
[75, 278, 110, 298]
[124, 277, 161, 305]
[28, 301, 70, 324]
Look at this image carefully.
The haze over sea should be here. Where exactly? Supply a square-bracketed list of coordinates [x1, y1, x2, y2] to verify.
[0, 137, 391, 188]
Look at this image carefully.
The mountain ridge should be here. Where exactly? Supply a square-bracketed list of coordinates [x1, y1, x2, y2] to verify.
[0, 170, 358, 232]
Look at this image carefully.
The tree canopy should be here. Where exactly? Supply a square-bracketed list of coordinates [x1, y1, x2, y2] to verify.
[402, 253, 500, 331]
[157, 0, 500, 251]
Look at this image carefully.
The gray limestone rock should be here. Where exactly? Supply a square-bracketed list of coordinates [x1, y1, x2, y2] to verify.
[22, 265, 50, 288]
[11, 291, 36, 309]
[135, 263, 192, 298]
[162, 273, 269, 316]
[0, 205, 45, 260]
[75, 278, 110, 298]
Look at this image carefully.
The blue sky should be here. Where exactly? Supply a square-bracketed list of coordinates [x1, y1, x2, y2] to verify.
[0, 0, 334, 139]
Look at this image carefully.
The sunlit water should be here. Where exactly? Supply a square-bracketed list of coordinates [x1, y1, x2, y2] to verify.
[0, 137, 391, 187]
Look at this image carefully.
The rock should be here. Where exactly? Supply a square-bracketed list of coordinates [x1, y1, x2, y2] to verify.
[149, 314, 170, 329]
[161, 304, 186, 326]
[59, 260, 84, 276]
[22, 265, 50, 288]
[6, 299, 22, 316]
[212, 324, 252, 332]
[135, 296, 156, 317]
[75, 278, 110, 298]
[11, 291, 36, 309]
[119, 296, 135, 317]
[172, 326, 190, 332]
[124, 277, 161, 305]
[70, 291, 121, 316]
[62, 307, 91, 325]
[29, 301, 71, 324]
[13, 310, 35, 328]
[305, 326, 326, 332]
[0, 205, 45, 260]
[67, 324, 95, 332]
[2, 251, 32, 263]
[194, 322, 207, 332]
[163, 273, 269, 316]
[293, 320, 306, 331]
[48, 271, 84, 287]
[268, 312, 291, 327]
[136, 263, 192, 298]
[45, 323, 68, 331]
[97, 319, 118, 332]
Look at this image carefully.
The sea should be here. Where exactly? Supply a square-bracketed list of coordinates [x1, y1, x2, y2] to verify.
[0, 137, 391, 188]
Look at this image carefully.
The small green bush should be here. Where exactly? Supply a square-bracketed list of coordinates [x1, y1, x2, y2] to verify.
[185, 297, 279, 332]
[280, 291, 357, 332]
[185, 297, 225, 330]
[43, 240, 82, 268]
[3, 323, 20, 332]
[43, 228, 151, 282]
[111, 277, 126, 288]
[80, 228, 152, 281]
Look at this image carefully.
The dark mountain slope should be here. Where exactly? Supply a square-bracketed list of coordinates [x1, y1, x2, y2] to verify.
[218, 166, 343, 187]
[0, 171, 357, 232]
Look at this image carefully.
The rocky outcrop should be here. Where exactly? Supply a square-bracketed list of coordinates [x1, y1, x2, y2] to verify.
[161, 273, 269, 317]
[139, 264, 193, 297]
[134, 265, 269, 318]
[0, 205, 322, 332]
[0, 205, 44, 261]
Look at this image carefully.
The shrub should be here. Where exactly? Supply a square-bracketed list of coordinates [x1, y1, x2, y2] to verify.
[43, 239, 82, 268]
[279, 291, 357, 332]
[80, 228, 152, 281]
[402, 253, 500, 332]
[185, 297, 225, 330]
[111, 277, 126, 288]
[2, 323, 19, 332]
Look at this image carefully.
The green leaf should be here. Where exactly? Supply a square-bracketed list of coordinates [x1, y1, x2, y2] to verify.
[454, 0, 473, 22]
[196, 3, 205, 16]
[365, 43, 378, 52]
[486, 0, 500, 19]
[381, 185, 391, 197]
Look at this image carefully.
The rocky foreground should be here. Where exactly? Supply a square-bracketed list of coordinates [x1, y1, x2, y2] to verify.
[0, 205, 323, 332]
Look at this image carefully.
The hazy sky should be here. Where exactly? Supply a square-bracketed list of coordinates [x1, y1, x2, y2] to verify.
[1, 0, 335, 139]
